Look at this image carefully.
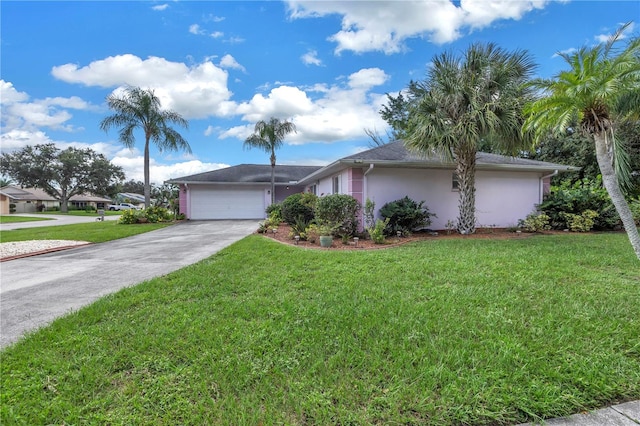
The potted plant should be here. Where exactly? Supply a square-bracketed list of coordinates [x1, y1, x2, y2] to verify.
[318, 223, 335, 248]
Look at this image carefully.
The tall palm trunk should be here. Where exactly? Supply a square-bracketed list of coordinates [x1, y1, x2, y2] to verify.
[455, 145, 477, 234]
[144, 137, 151, 208]
[270, 150, 276, 205]
[594, 133, 640, 259]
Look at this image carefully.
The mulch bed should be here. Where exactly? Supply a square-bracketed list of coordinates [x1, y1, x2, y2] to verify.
[258, 223, 537, 250]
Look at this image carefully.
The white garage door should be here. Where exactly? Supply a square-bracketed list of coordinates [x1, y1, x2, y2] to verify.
[190, 186, 266, 220]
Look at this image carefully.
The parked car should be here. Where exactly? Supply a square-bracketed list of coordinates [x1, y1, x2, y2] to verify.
[107, 203, 142, 211]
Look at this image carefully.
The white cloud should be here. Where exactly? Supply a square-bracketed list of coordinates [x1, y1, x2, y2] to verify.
[51, 54, 234, 119]
[211, 31, 224, 38]
[219, 54, 246, 72]
[1, 80, 93, 132]
[189, 24, 205, 35]
[152, 4, 169, 11]
[110, 148, 229, 184]
[594, 22, 635, 43]
[301, 50, 322, 66]
[1, 80, 29, 103]
[221, 68, 390, 144]
[287, 0, 553, 53]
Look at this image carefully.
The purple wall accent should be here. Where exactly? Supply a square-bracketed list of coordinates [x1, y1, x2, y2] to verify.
[274, 185, 306, 203]
[347, 168, 364, 205]
[179, 184, 188, 216]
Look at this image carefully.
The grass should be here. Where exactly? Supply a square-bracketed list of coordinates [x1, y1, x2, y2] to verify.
[1, 233, 639, 425]
[0, 221, 172, 243]
[0, 215, 53, 223]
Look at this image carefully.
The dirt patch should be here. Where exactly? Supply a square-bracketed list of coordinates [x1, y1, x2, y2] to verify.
[258, 223, 538, 250]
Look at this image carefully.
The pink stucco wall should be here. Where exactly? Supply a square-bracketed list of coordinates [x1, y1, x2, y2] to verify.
[179, 184, 188, 216]
[316, 167, 544, 230]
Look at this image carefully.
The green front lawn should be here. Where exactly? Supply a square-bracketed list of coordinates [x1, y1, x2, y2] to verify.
[0, 215, 53, 224]
[2, 233, 639, 425]
[0, 221, 172, 243]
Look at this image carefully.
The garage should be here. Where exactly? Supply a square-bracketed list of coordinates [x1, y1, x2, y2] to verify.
[167, 164, 323, 220]
[189, 185, 266, 220]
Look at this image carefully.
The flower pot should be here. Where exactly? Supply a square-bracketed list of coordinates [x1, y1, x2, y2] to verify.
[319, 235, 333, 248]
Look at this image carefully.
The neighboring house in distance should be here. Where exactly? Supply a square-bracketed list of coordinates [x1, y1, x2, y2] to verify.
[168, 141, 579, 229]
[0, 186, 112, 214]
[117, 192, 145, 204]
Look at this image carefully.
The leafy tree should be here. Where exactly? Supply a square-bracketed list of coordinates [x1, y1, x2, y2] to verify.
[526, 120, 640, 195]
[100, 86, 190, 208]
[524, 23, 640, 259]
[0, 177, 13, 187]
[244, 117, 296, 204]
[121, 179, 146, 195]
[151, 183, 179, 211]
[380, 84, 424, 141]
[405, 43, 536, 234]
[0, 144, 124, 213]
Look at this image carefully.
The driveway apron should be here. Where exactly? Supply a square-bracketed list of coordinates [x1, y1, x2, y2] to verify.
[0, 220, 257, 348]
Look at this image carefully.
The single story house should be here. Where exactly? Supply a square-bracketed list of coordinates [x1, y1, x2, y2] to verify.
[168, 141, 579, 229]
[167, 165, 322, 220]
[0, 186, 112, 214]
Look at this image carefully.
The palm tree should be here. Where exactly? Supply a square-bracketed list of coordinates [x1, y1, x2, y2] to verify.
[406, 43, 536, 234]
[244, 117, 296, 204]
[100, 86, 190, 208]
[525, 23, 640, 260]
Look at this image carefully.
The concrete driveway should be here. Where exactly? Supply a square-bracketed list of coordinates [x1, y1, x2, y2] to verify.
[0, 220, 258, 348]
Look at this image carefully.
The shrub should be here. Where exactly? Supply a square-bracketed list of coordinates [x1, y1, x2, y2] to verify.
[143, 206, 173, 223]
[289, 216, 311, 239]
[281, 193, 317, 225]
[519, 212, 551, 232]
[369, 218, 389, 244]
[119, 206, 172, 224]
[314, 194, 361, 238]
[119, 209, 142, 224]
[9, 203, 16, 213]
[539, 177, 621, 230]
[265, 202, 282, 222]
[84, 205, 96, 212]
[561, 210, 599, 232]
[629, 198, 640, 226]
[363, 198, 376, 231]
[379, 196, 434, 235]
[301, 224, 320, 243]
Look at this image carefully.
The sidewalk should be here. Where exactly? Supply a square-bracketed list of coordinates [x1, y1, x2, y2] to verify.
[517, 400, 639, 425]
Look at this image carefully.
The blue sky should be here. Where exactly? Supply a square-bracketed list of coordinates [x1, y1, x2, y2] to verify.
[1, 1, 638, 184]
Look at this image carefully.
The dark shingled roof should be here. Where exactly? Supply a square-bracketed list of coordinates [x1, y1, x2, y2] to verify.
[342, 141, 578, 169]
[167, 164, 323, 184]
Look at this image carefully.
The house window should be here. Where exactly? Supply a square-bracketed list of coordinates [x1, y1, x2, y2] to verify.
[452, 173, 460, 192]
[332, 176, 340, 194]
[309, 184, 317, 195]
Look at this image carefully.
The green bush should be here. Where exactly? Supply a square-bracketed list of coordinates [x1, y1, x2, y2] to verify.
[301, 223, 320, 243]
[265, 202, 282, 222]
[84, 205, 96, 212]
[539, 178, 621, 230]
[561, 210, 599, 232]
[630, 198, 640, 226]
[281, 193, 317, 225]
[379, 196, 434, 235]
[118, 206, 172, 224]
[314, 194, 361, 238]
[519, 212, 551, 232]
[118, 209, 141, 224]
[369, 218, 389, 244]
